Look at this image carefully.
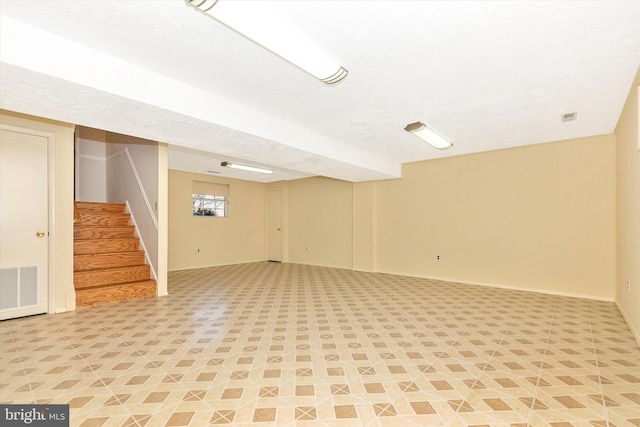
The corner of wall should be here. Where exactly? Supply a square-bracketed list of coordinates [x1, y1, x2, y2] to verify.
[613, 66, 640, 348]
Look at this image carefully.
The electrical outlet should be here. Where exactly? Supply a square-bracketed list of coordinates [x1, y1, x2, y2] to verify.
[436, 255, 440, 260]
[627, 280, 631, 291]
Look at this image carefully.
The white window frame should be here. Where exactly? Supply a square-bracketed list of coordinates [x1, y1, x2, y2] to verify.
[192, 181, 229, 217]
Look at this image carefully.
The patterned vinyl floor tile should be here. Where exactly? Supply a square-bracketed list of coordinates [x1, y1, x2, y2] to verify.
[1, 262, 639, 426]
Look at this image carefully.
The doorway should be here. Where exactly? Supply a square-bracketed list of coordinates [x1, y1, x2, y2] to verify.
[266, 189, 283, 262]
[0, 126, 50, 320]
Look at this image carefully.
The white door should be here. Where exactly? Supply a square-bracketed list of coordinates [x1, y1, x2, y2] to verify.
[266, 189, 282, 262]
[0, 127, 49, 320]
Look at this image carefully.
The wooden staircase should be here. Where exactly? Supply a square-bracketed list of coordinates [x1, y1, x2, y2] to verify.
[74, 202, 156, 308]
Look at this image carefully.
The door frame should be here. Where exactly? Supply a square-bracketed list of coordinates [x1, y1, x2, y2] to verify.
[1, 123, 55, 315]
[266, 188, 283, 262]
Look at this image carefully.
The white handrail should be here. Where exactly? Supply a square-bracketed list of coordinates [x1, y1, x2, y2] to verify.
[125, 201, 158, 281]
[123, 147, 158, 230]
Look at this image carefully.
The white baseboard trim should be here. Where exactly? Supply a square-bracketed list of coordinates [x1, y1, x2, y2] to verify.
[368, 269, 615, 302]
[352, 268, 375, 273]
[168, 259, 267, 273]
[167, 262, 616, 303]
[615, 299, 640, 348]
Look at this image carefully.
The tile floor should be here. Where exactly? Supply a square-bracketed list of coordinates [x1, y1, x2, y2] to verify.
[1, 262, 639, 426]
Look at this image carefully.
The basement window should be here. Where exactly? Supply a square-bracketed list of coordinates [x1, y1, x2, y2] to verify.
[192, 181, 229, 217]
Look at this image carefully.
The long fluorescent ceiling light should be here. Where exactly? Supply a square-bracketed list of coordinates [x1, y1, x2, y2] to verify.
[404, 122, 453, 150]
[221, 161, 274, 174]
[186, 0, 348, 84]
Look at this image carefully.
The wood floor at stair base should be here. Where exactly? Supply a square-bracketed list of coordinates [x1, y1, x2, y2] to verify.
[76, 281, 156, 308]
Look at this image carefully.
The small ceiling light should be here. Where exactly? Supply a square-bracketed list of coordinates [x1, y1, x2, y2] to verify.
[186, 0, 348, 85]
[561, 112, 577, 122]
[404, 122, 453, 150]
[221, 161, 274, 174]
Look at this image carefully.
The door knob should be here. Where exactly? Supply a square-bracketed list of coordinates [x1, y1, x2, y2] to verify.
[36, 231, 46, 238]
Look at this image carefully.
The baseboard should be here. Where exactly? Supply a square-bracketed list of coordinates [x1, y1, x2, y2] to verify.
[456, 277, 614, 302]
[168, 262, 616, 303]
[615, 299, 640, 348]
[168, 259, 267, 273]
[372, 269, 615, 302]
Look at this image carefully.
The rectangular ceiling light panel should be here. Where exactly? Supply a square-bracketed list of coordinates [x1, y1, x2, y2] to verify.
[187, 0, 347, 84]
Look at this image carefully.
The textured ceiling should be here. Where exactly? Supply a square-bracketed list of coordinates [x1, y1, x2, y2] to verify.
[1, 1, 639, 183]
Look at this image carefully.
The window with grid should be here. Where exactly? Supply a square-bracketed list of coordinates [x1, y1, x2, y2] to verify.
[192, 181, 229, 217]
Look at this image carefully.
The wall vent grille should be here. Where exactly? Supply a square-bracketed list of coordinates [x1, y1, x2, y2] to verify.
[0, 266, 38, 311]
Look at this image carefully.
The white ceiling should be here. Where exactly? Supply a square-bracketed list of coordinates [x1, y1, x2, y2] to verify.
[1, 1, 639, 183]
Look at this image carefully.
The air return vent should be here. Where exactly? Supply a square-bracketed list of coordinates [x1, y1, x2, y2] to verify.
[561, 112, 577, 122]
[0, 266, 38, 311]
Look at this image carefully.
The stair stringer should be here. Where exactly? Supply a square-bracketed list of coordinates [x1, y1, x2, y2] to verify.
[125, 200, 158, 285]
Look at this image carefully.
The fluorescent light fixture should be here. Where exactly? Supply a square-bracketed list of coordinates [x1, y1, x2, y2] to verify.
[221, 161, 274, 174]
[404, 122, 453, 150]
[186, 0, 348, 84]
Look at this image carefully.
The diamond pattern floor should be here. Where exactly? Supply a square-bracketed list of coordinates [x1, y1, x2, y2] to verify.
[1, 262, 639, 426]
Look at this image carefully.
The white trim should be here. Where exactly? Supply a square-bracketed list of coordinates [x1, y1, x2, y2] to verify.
[0, 123, 54, 316]
[168, 259, 267, 273]
[74, 132, 80, 201]
[124, 147, 158, 230]
[156, 142, 169, 298]
[106, 149, 123, 162]
[615, 299, 640, 347]
[107, 148, 157, 229]
[125, 201, 158, 282]
[77, 153, 107, 162]
[374, 269, 615, 302]
[265, 188, 283, 262]
[352, 268, 374, 273]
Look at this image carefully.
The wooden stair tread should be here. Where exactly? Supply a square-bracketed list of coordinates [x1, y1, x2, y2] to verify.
[75, 280, 156, 308]
[76, 279, 156, 292]
[74, 213, 131, 226]
[74, 238, 140, 255]
[74, 226, 135, 239]
[74, 252, 146, 271]
[76, 202, 126, 213]
[74, 265, 151, 288]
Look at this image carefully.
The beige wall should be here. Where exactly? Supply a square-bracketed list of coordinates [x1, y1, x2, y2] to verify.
[614, 67, 640, 343]
[287, 177, 354, 269]
[106, 132, 160, 277]
[265, 181, 290, 262]
[0, 104, 623, 317]
[0, 110, 75, 312]
[373, 135, 616, 300]
[75, 127, 107, 202]
[168, 170, 266, 270]
[353, 181, 375, 271]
